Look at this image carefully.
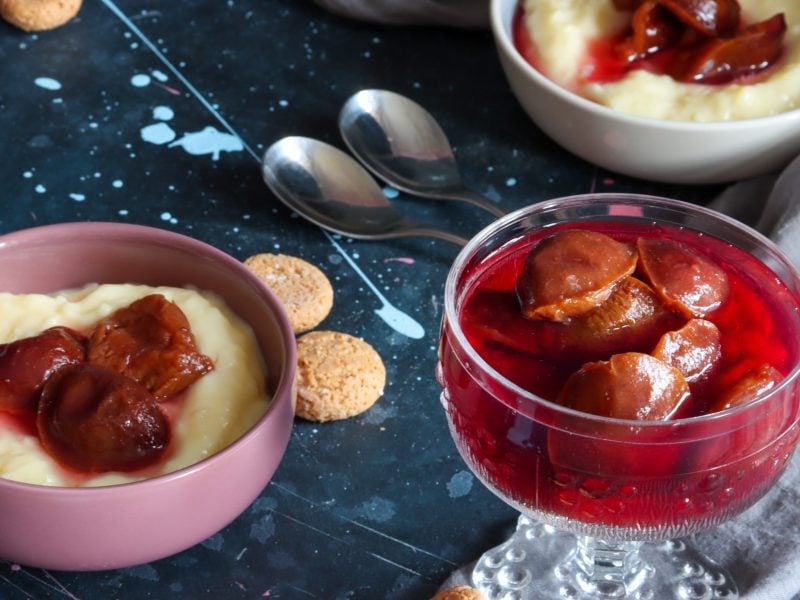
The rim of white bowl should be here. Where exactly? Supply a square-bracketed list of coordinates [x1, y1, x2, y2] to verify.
[490, 0, 800, 131]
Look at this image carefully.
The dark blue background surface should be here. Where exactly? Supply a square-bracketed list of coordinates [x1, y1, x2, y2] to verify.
[0, 1, 720, 597]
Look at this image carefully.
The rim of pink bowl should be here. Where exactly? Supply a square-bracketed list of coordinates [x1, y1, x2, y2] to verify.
[0, 221, 297, 495]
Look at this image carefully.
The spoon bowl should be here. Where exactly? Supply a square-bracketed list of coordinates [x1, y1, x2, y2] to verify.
[261, 136, 467, 245]
[339, 90, 507, 218]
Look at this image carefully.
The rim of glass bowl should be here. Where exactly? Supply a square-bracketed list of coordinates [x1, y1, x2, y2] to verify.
[490, 0, 800, 129]
[443, 192, 800, 438]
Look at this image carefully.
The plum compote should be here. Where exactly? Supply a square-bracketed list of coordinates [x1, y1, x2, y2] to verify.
[513, 0, 787, 86]
[440, 217, 800, 537]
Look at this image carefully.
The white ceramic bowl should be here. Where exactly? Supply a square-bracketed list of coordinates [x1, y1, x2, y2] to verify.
[490, 0, 800, 184]
[0, 223, 297, 571]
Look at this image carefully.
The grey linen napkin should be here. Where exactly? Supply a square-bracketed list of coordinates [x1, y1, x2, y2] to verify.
[439, 156, 800, 599]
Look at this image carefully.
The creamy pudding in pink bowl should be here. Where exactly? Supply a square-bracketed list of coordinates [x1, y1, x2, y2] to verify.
[0, 222, 296, 570]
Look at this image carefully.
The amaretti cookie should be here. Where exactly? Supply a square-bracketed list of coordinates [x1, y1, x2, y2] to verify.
[295, 330, 385, 422]
[244, 253, 333, 334]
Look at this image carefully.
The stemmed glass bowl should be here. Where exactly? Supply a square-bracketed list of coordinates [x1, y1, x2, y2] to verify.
[437, 193, 800, 599]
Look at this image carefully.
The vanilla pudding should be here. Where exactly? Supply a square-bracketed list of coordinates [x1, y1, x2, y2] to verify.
[0, 284, 270, 487]
[520, 0, 800, 121]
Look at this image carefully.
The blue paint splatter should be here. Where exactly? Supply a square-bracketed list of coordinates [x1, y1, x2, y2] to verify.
[357, 497, 396, 523]
[121, 563, 160, 582]
[447, 470, 474, 498]
[201, 532, 224, 551]
[250, 514, 276, 543]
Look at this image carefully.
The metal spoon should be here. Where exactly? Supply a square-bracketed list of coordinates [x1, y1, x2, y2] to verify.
[339, 89, 507, 218]
[261, 136, 468, 246]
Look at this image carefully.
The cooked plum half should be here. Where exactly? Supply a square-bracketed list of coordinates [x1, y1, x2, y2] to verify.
[652, 318, 722, 383]
[673, 13, 787, 83]
[540, 276, 682, 364]
[611, 0, 785, 85]
[0, 326, 86, 415]
[709, 363, 783, 413]
[659, 0, 740, 37]
[637, 238, 728, 318]
[558, 352, 691, 420]
[617, 0, 684, 62]
[88, 294, 214, 400]
[517, 230, 637, 322]
[37, 363, 170, 472]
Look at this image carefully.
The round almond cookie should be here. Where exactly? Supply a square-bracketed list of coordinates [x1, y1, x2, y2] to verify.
[0, 0, 82, 31]
[431, 586, 484, 600]
[295, 330, 385, 422]
[243, 253, 333, 334]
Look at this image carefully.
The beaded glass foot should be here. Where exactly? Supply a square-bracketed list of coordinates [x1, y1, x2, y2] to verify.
[471, 515, 738, 600]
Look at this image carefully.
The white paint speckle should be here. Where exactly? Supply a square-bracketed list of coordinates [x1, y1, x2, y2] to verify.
[23, 171, 33, 179]
[167, 126, 244, 161]
[506, 177, 518, 187]
[34, 77, 61, 91]
[141, 122, 177, 145]
[152, 106, 174, 121]
[119, 209, 129, 216]
[35, 184, 46, 194]
[278, 99, 289, 108]
[382, 187, 400, 199]
[69, 193, 86, 202]
[152, 70, 169, 82]
[131, 74, 151, 87]
[112, 180, 124, 189]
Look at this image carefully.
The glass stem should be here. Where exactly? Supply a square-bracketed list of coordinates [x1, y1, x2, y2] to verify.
[568, 536, 654, 597]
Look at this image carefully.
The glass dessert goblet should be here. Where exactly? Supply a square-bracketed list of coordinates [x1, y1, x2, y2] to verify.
[437, 193, 800, 599]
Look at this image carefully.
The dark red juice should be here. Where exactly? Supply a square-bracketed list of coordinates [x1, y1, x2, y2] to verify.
[440, 220, 800, 538]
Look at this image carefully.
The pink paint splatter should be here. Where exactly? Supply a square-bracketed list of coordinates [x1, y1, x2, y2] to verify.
[609, 205, 645, 217]
[156, 82, 182, 96]
[384, 257, 415, 265]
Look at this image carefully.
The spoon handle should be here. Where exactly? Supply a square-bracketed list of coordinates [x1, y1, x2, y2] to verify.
[443, 188, 507, 218]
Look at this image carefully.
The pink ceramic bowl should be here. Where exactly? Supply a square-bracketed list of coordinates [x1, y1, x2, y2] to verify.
[0, 222, 296, 571]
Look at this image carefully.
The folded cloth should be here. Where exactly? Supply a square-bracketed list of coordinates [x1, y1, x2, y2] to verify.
[311, 0, 488, 28]
[709, 153, 800, 267]
[438, 154, 800, 599]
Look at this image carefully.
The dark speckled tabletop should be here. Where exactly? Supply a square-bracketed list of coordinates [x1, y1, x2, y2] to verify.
[0, 1, 722, 598]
